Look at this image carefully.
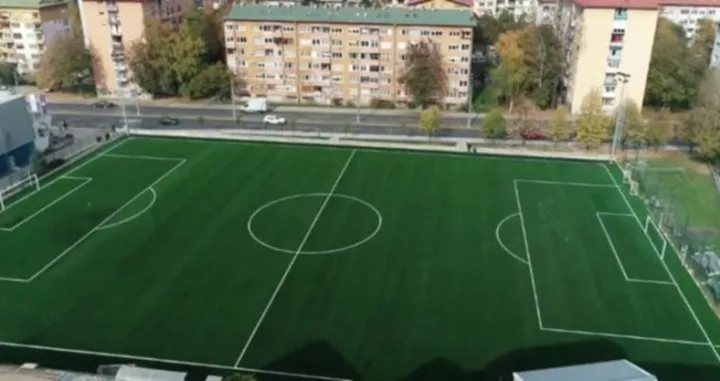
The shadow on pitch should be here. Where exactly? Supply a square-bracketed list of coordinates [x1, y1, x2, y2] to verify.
[397, 339, 720, 381]
[260, 340, 359, 381]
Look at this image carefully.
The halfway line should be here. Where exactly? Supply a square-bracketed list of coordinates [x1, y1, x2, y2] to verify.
[233, 149, 357, 367]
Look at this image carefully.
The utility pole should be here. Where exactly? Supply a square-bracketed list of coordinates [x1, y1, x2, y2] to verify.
[466, 69, 473, 129]
[231, 75, 237, 121]
[120, 87, 129, 134]
[356, 70, 361, 124]
[610, 72, 630, 161]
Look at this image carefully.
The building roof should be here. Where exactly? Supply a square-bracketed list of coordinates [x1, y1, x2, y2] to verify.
[572, 0, 659, 9]
[513, 360, 656, 381]
[406, 0, 474, 7]
[0, 0, 66, 8]
[225, 5, 476, 27]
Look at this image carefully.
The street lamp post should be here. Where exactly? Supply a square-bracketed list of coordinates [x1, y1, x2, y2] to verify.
[466, 70, 473, 129]
[610, 72, 631, 161]
[230, 74, 237, 121]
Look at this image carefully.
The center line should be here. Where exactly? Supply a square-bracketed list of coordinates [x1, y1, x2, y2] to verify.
[234, 149, 357, 367]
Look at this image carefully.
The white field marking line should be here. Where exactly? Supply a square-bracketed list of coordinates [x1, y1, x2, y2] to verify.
[513, 180, 545, 329]
[233, 149, 357, 367]
[602, 164, 720, 362]
[0, 178, 92, 232]
[495, 213, 528, 266]
[597, 213, 674, 286]
[141, 136, 602, 166]
[25, 159, 186, 283]
[516, 179, 615, 188]
[542, 326, 717, 347]
[0, 340, 352, 381]
[596, 212, 631, 281]
[0, 139, 131, 217]
[644, 215, 666, 259]
[96, 187, 157, 231]
[103, 153, 185, 162]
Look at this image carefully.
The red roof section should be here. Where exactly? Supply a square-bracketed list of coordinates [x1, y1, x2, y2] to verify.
[572, 0, 659, 9]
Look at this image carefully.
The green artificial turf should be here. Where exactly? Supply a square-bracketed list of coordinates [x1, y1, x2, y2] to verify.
[0, 137, 720, 381]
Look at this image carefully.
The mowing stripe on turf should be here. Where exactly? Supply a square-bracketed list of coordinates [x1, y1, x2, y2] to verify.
[233, 149, 357, 368]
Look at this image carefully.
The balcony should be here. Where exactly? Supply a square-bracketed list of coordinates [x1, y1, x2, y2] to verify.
[109, 16, 120, 26]
[110, 27, 122, 36]
[106, 3, 119, 13]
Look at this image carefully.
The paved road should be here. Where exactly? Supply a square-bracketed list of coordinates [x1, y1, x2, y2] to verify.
[51, 112, 485, 138]
[47, 102, 485, 129]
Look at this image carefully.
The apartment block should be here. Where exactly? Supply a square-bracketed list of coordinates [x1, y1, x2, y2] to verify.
[224, 5, 475, 106]
[660, 0, 720, 39]
[474, 0, 540, 19]
[79, 0, 193, 97]
[0, 0, 71, 77]
[557, 0, 658, 114]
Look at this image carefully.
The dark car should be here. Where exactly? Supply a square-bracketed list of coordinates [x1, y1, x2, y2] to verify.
[521, 128, 548, 140]
[91, 100, 115, 109]
[158, 116, 179, 126]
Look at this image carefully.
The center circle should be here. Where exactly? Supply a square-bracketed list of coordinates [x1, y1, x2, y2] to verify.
[247, 193, 382, 255]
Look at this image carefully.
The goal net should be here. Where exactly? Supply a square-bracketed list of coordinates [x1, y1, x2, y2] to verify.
[0, 173, 39, 211]
[644, 215, 668, 259]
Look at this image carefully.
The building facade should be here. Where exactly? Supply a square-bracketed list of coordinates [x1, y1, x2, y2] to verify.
[557, 0, 658, 114]
[659, 0, 720, 39]
[0, 0, 70, 77]
[224, 5, 475, 106]
[0, 92, 37, 189]
[79, 0, 193, 97]
[474, 0, 540, 19]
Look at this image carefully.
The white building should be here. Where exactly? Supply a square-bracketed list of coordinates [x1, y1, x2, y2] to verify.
[660, 0, 720, 39]
[474, 0, 540, 19]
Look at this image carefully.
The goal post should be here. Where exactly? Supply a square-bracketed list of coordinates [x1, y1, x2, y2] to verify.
[0, 173, 40, 211]
[644, 215, 668, 259]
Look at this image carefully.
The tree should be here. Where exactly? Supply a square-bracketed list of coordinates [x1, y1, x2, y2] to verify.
[684, 70, 720, 158]
[646, 109, 674, 151]
[187, 62, 231, 99]
[575, 88, 608, 149]
[622, 99, 647, 149]
[645, 18, 705, 110]
[420, 106, 441, 138]
[185, 4, 229, 64]
[549, 105, 568, 145]
[691, 18, 716, 66]
[483, 107, 506, 142]
[224, 374, 256, 381]
[400, 41, 447, 107]
[128, 18, 205, 97]
[511, 96, 534, 143]
[492, 29, 529, 113]
[35, 2, 94, 92]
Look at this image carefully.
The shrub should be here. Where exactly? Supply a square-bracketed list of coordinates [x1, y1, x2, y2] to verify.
[331, 98, 343, 107]
[370, 98, 395, 109]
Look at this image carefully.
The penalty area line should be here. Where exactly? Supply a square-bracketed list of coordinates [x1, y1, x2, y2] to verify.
[0, 340, 352, 381]
[543, 326, 720, 348]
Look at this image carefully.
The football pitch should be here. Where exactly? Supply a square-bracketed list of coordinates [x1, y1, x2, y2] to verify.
[1, 136, 720, 381]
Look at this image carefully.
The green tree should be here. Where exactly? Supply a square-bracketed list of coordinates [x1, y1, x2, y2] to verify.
[645, 18, 705, 109]
[483, 107, 506, 142]
[187, 62, 231, 99]
[691, 18, 716, 65]
[685, 70, 720, 158]
[35, 2, 94, 92]
[646, 109, 674, 151]
[492, 29, 529, 113]
[622, 99, 647, 149]
[185, 4, 228, 64]
[549, 105, 568, 145]
[575, 88, 608, 149]
[400, 41, 447, 107]
[420, 106, 441, 138]
[128, 18, 205, 97]
[224, 374, 256, 381]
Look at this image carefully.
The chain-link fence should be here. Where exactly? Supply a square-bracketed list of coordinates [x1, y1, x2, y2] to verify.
[620, 150, 720, 303]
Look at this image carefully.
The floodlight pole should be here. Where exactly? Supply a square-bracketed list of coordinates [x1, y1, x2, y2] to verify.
[231, 74, 237, 121]
[120, 87, 129, 134]
[610, 72, 630, 161]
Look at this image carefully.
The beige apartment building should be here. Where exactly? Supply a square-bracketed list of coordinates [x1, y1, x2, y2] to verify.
[557, 0, 658, 114]
[224, 5, 475, 106]
[79, 0, 192, 97]
[0, 0, 71, 77]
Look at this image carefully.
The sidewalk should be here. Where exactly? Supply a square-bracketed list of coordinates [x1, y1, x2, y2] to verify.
[46, 93, 481, 118]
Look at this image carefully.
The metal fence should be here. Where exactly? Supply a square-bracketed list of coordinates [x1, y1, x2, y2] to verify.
[621, 150, 720, 303]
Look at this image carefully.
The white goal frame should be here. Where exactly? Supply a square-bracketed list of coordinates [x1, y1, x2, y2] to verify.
[644, 214, 668, 259]
[0, 173, 40, 211]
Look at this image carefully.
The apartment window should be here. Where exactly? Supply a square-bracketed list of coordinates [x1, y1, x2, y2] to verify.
[238, 37, 247, 43]
[461, 44, 470, 51]
[459, 80, 468, 87]
[264, 38, 273, 44]
[12, 33, 21, 39]
[282, 26, 294, 32]
[332, 52, 342, 58]
[331, 28, 342, 33]
[10, 23, 19, 28]
[604, 85, 616, 93]
[614, 8, 628, 20]
[448, 45, 459, 51]
[331, 39, 342, 46]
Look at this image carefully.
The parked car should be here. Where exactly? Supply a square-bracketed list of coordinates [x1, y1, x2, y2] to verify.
[521, 128, 548, 140]
[158, 116, 180, 126]
[91, 100, 115, 109]
[263, 115, 286, 125]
